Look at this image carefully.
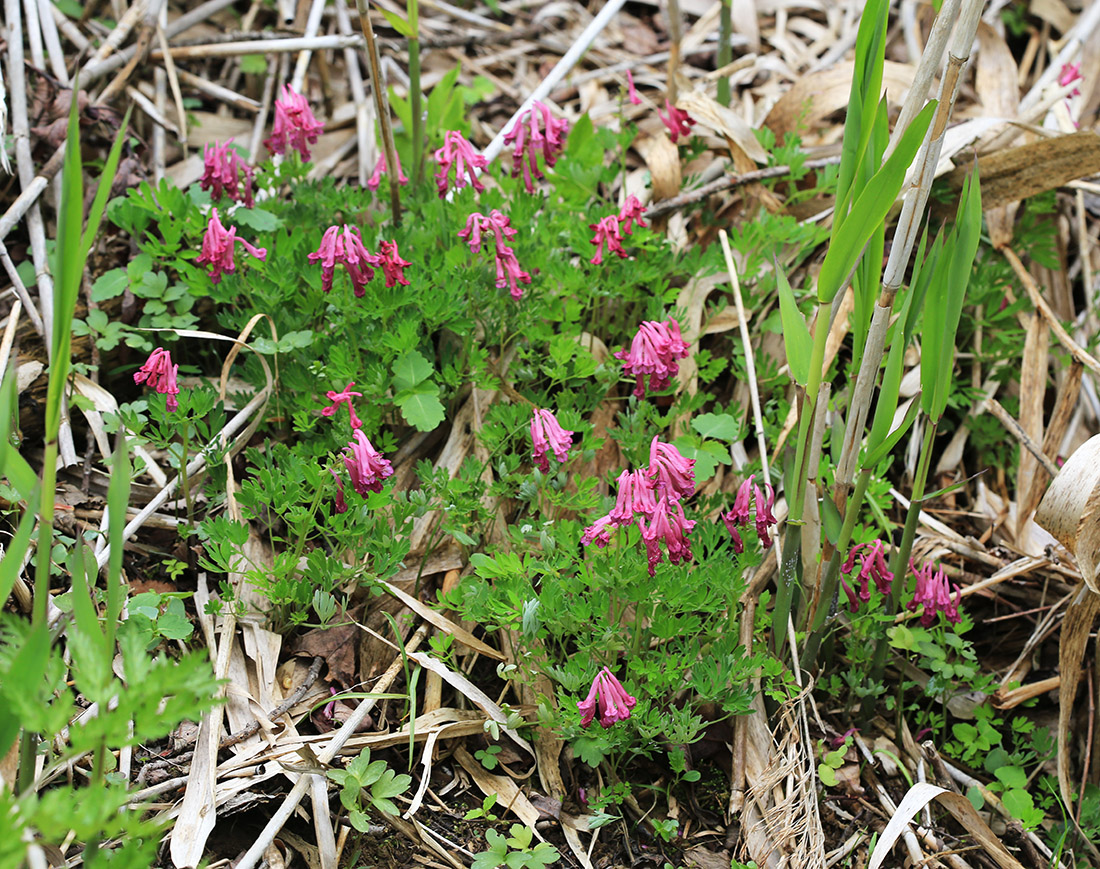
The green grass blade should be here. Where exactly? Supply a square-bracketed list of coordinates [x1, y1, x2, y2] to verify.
[0, 489, 40, 605]
[0, 374, 37, 500]
[866, 295, 912, 454]
[818, 100, 937, 304]
[864, 396, 920, 468]
[104, 433, 131, 651]
[775, 263, 812, 386]
[81, 106, 133, 265]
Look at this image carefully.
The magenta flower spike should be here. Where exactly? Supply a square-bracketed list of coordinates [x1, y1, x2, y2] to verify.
[134, 347, 181, 411]
[495, 250, 531, 300]
[376, 240, 412, 288]
[195, 208, 267, 284]
[366, 151, 409, 192]
[502, 101, 569, 194]
[608, 469, 657, 526]
[322, 382, 364, 429]
[840, 577, 861, 613]
[458, 212, 490, 252]
[577, 667, 637, 729]
[530, 408, 574, 473]
[459, 210, 529, 300]
[330, 468, 349, 514]
[200, 140, 255, 207]
[433, 131, 487, 197]
[589, 214, 627, 265]
[659, 100, 696, 143]
[842, 540, 894, 601]
[618, 195, 648, 235]
[907, 560, 962, 627]
[649, 437, 695, 501]
[1060, 62, 1083, 93]
[309, 224, 377, 297]
[265, 84, 324, 161]
[640, 495, 696, 576]
[344, 429, 394, 496]
[581, 515, 615, 549]
[625, 69, 642, 106]
[614, 318, 691, 398]
[723, 474, 778, 551]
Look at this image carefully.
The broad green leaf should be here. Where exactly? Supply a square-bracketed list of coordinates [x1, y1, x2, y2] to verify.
[690, 412, 739, 441]
[995, 765, 1028, 790]
[91, 267, 127, 302]
[820, 495, 843, 545]
[391, 349, 434, 390]
[395, 384, 445, 431]
[818, 764, 838, 787]
[775, 264, 812, 386]
[0, 374, 37, 499]
[817, 100, 936, 303]
[233, 207, 283, 232]
[239, 54, 267, 75]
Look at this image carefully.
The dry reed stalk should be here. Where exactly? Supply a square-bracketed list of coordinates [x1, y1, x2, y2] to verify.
[172, 67, 261, 112]
[248, 57, 279, 164]
[34, 0, 67, 83]
[335, 0, 372, 187]
[0, 241, 45, 337]
[233, 623, 431, 869]
[355, 0, 401, 225]
[291, 0, 328, 93]
[666, 0, 683, 105]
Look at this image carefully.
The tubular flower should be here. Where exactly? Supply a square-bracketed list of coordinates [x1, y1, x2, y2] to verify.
[577, 667, 637, 729]
[648, 437, 695, 501]
[618, 195, 648, 235]
[366, 151, 409, 192]
[433, 131, 487, 197]
[330, 468, 348, 514]
[375, 240, 412, 288]
[614, 318, 691, 398]
[581, 514, 615, 549]
[494, 250, 531, 300]
[659, 100, 696, 143]
[458, 210, 530, 300]
[134, 348, 180, 411]
[625, 69, 642, 105]
[322, 383, 364, 429]
[722, 474, 777, 552]
[502, 100, 569, 194]
[195, 208, 267, 284]
[265, 84, 324, 161]
[589, 214, 627, 265]
[608, 469, 657, 526]
[842, 541, 894, 603]
[907, 560, 962, 627]
[530, 408, 574, 473]
[309, 224, 376, 296]
[640, 496, 696, 576]
[200, 140, 255, 207]
[1060, 62, 1083, 95]
[344, 429, 394, 496]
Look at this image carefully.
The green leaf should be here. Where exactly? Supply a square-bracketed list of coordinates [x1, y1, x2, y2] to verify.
[572, 736, 608, 768]
[380, 6, 414, 37]
[995, 766, 1028, 790]
[818, 763, 838, 787]
[391, 349, 434, 390]
[863, 397, 919, 468]
[91, 267, 128, 302]
[1001, 788, 1035, 822]
[239, 54, 267, 75]
[690, 412, 739, 441]
[775, 263, 811, 386]
[233, 208, 283, 232]
[395, 385, 445, 432]
[817, 100, 937, 303]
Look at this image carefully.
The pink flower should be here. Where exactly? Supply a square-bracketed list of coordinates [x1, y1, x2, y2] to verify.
[722, 474, 777, 551]
[581, 514, 615, 548]
[366, 151, 409, 192]
[195, 208, 267, 284]
[589, 214, 626, 265]
[1059, 62, 1083, 95]
[200, 140, 255, 207]
[614, 318, 691, 398]
[502, 101, 569, 194]
[495, 250, 531, 300]
[659, 100, 696, 143]
[618, 195, 648, 235]
[842, 541, 894, 603]
[648, 437, 695, 501]
[530, 408, 574, 472]
[322, 382, 364, 429]
[265, 85, 324, 161]
[376, 240, 411, 288]
[344, 429, 394, 496]
[309, 225, 376, 297]
[330, 468, 348, 514]
[840, 577, 861, 613]
[459, 210, 529, 300]
[907, 560, 962, 627]
[640, 495, 696, 576]
[608, 469, 657, 525]
[577, 667, 636, 728]
[433, 131, 487, 197]
[134, 347, 180, 411]
[625, 70, 642, 106]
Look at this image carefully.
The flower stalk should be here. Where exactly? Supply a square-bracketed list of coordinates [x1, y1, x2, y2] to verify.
[355, 0, 402, 225]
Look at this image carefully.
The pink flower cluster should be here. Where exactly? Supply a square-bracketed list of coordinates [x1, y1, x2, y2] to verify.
[625, 70, 642, 105]
[502, 101, 569, 194]
[458, 210, 530, 300]
[331, 429, 395, 513]
[907, 560, 962, 627]
[195, 208, 267, 284]
[577, 667, 636, 729]
[322, 383, 364, 429]
[589, 195, 648, 265]
[659, 101, 696, 143]
[722, 474, 777, 553]
[265, 85, 325, 161]
[614, 317, 690, 398]
[309, 225, 411, 296]
[200, 141, 256, 207]
[134, 347, 180, 411]
[583, 436, 696, 576]
[367, 152, 409, 192]
[434, 131, 487, 198]
[530, 408, 574, 473]
[839, 540, 893, 612]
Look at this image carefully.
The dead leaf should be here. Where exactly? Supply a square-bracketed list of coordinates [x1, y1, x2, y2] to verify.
[291, 621, 359, 687]
[676, 89, 769, 163]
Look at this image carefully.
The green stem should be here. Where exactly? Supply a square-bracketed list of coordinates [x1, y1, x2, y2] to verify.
[717, 1, 732, 107]
[408, 0, 422, 185]
[34, 440, 59, 629]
